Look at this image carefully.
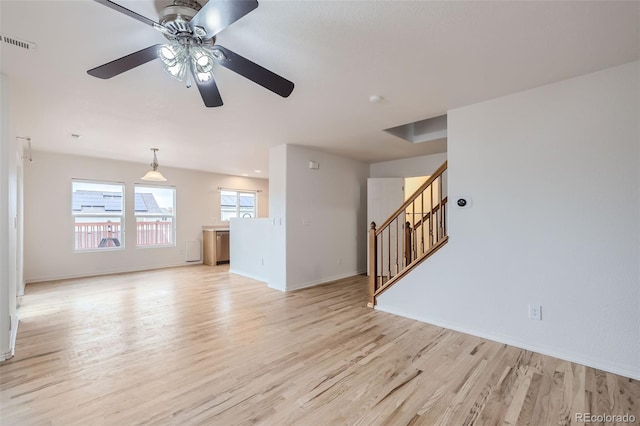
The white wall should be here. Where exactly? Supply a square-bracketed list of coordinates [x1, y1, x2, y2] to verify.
[286, 145, 369, 289]
[377, 61, 640, 379]
[267, 145, 287, 291]
[0, 74, 19, 361]
[370, 152, 447, 178]
[24, 151, 269, 283]
[269, 144, 369, 291]
[229, 218, 270, 282]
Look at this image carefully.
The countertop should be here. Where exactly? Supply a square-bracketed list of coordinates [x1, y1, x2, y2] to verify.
[203, 226, 230, 232]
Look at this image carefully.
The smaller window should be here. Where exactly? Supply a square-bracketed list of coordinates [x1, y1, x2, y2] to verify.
[220, 190, 257, 221]
[72, 180, 124, 251]
[135, 185, 176, 247]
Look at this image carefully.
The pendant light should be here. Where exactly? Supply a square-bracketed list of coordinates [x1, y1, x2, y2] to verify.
[141, 148, 167, 182]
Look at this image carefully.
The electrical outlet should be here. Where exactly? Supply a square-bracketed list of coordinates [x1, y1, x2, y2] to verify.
[528, 304, 542, 320]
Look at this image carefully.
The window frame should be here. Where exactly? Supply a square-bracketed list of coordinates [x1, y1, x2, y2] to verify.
[220, 189, 258, 221]
[134, 184, 177, 249]
[72, 179, 125, 252]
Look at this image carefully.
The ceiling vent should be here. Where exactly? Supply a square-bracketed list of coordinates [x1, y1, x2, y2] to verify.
[1, 34, 37, 51]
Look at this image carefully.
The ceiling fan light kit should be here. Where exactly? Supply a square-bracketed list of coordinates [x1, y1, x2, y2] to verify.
[88, 0, 294, 107]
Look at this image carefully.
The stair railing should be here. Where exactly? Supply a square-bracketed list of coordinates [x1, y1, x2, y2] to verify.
[368, 161, 448, 307]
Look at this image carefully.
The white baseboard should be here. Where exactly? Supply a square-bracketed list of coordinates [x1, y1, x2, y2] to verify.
[9, 315, 17, 355]
[229, 268, 268, 284]
[376, 303, 640, 380]
[25, 262, 203, 284]
[261, 271, 366, 293]
[287, 270, 366, 291]
[267, 283, 286, 292]
[1, 316, 18, 362]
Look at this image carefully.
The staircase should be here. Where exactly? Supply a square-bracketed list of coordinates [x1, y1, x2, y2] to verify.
[368, 161, 448, 307]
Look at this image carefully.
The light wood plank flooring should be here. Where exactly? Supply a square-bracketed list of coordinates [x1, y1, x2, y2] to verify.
[1, 266, 638, 425]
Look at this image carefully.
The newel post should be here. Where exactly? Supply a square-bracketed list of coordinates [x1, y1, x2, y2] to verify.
[368, 222, 377, 307]
[404, 221, 412, 267]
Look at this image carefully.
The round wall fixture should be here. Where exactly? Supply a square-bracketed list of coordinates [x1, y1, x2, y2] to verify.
[455, 196, 473, 209]
[369, 95, 383, 103]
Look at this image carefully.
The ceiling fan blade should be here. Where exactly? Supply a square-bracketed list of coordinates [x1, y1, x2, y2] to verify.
[194, 72, 224, 107]
[212, 45, 294, 98]
[92, 0, 173, 35]
[189, 0, 258, 38]
[87, 45, 161, 79]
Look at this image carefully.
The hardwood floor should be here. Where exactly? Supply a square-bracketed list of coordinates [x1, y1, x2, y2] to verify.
[1, 266, 638, 425]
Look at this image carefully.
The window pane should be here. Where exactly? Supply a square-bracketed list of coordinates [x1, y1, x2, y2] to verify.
[74, 217, 122, 250]
[136, 218, 174, 246]
[135, 186, 175, 216]
[239, 193, 255, 208]
[73, 180, 124, 251]
[135, 185, 176, 247]
[221, 211, 238, 221]
[220, 190, 257, 220]
[72, 181, 123, 215]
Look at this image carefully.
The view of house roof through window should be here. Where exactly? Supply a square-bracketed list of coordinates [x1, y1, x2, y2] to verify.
[72, 181, 125, 251]
[72, 191, 168, 214]
[71, 181, 177, 250]
[221, 190, 256, 220]
[134, 185, 176, 247]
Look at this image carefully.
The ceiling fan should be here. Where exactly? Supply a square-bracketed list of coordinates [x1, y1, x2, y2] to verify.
[87, 0, 294, 107]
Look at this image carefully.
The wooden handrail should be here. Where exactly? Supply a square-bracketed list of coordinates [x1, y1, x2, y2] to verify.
[375, 161, 448, 235]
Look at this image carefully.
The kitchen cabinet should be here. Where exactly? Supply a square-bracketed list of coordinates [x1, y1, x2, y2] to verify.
[203, 229, 230, 265]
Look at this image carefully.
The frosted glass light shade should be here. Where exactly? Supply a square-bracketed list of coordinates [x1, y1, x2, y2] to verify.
[141, 170, 167, 182]
[159, 43, 188, 81]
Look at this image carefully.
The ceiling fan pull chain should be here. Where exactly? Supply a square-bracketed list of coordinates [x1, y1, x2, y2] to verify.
[186, 59, 193, 88]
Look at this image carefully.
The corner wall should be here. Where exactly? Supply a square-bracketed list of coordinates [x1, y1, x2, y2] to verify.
[23, 151, 269, 283]
[267, 145, 287, 291]
[268, 145, 369, 291]
[377, 61, 640, 378]
[0, 74, 18, 360]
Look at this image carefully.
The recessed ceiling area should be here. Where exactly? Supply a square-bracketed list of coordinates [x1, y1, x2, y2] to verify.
[385, 114, 447, 145]
[1, 1, 638, 177]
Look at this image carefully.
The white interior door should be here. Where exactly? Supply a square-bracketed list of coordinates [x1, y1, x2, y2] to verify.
[367, 178, 404, 276]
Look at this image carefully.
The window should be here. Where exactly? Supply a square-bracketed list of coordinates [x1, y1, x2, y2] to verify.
[72, 180, 124, 251]
[220, 190, 257, 221]
[135, 185, 176, 247]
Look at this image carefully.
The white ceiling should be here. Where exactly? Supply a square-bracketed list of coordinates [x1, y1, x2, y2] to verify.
[1, 1, 638, 178]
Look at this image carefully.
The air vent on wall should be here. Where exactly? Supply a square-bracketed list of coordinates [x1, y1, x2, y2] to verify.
[1, 34, 37, 51]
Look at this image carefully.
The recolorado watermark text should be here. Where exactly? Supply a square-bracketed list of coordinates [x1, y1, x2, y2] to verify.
[575, 413, 636, 423]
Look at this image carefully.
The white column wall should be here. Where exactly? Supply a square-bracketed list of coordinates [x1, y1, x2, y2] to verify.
[267, 145, 287, 291]
[268, 144, 369, 291]
[0, 74, 18, 361]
